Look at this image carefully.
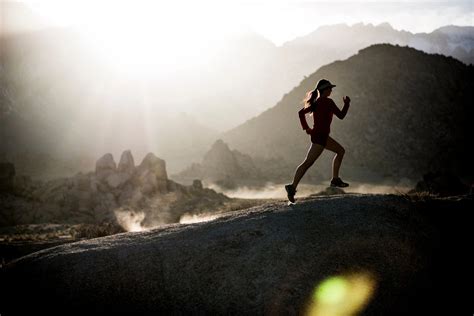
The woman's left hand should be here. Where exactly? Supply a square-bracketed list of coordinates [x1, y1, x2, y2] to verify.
[343, 96, 351, 104]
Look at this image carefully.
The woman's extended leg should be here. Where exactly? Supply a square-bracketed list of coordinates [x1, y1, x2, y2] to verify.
[291, 143, 325, 189]
[325, 136, 346, 179]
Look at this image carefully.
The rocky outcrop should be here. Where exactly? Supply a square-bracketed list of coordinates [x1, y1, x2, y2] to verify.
[136, 153, 168, 193]
[95, 153, 117, 180]
[3, 194, 472, 314]
[0, 151, 230, 228]
[117, 150, 135, 173]
[192, 179, 203, 189]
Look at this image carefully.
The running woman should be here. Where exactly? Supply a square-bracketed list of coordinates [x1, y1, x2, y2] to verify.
[285, 79, 351, 203]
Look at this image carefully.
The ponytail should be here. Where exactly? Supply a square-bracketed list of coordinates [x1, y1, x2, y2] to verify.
[303, 88, 319, 113]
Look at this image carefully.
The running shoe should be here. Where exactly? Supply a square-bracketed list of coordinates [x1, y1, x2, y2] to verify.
[330, 177, 349, 188]
[285, 184, 297, 203]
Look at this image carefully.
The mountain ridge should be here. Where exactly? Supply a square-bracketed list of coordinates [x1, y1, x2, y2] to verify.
[220, 44, 473, 183]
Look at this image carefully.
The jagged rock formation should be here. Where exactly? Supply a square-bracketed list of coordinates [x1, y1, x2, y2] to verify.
[117, 150, 135, 173]
[95, 153, 117, 178]
[172, 139, 265, 188]
[2, 194, 471, 314]
[136, 153, 168, 194]
[0, 151, 230, 228]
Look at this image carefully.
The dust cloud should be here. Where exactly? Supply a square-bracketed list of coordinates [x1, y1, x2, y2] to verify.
[208, 180, 415, 199]
[179, 213, 221, 224]
[114, 209, 146, 232]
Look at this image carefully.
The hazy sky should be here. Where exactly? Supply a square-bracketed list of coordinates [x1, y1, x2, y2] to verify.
[13, 0, 474, 45]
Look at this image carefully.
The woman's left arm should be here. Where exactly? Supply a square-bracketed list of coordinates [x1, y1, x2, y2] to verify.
[298, 106, 313, 131]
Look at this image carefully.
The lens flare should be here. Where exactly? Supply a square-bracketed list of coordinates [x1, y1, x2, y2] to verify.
[305, 272, 376, 316]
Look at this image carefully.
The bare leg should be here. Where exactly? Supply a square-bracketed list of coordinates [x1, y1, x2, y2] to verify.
[325, 136, 346, 179]
[292, 143, 325, 189]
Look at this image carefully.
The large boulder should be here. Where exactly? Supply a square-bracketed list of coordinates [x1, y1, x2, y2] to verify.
[118, 150, 135, 174]
[103, 150, 136, 189]
[137, 153, 168, 193]
[192, 179, 203, 190]
[3, 194, 471, 315]
[137, 153, 167, 180]
[95, 153, 117, 180]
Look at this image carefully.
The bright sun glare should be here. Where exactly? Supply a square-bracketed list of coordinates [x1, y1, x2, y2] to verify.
[19, 0, 473, 74]
[21, 0, 248, 74]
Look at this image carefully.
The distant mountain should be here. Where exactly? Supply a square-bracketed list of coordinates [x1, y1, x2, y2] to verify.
[221, 44, 473, 183]
[208, 23, 474, 130]
[278, 23, 474, 101]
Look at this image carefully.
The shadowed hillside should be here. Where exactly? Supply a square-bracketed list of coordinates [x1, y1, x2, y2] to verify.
[2, 194, 472, 315]
[221, 44, 473, 184]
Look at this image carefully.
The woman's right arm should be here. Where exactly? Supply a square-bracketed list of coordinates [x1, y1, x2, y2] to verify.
[331, 98, 350, 119]
[298, 107, 312, 132]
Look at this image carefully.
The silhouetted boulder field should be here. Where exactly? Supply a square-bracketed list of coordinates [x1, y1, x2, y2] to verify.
[2, 194, 471, 315]
[0, 151, 276, 232]
[0, 151, 231, 227]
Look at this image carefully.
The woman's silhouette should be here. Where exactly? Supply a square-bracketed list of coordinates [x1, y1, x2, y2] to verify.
[285, 79, 351, 203]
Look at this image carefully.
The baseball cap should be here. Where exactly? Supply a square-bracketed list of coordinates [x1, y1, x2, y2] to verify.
[315, 79, 336, 91]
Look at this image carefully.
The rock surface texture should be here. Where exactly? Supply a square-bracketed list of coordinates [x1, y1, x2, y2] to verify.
[2, 194, 471, 315]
